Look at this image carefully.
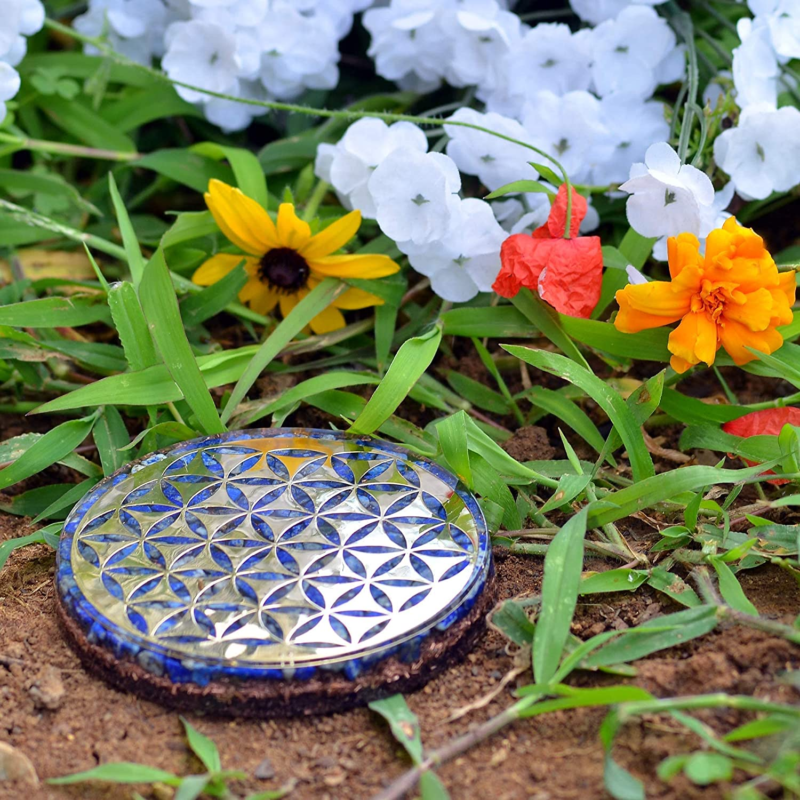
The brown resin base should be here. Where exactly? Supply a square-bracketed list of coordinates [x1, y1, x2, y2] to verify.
[55, 575, 497, 718]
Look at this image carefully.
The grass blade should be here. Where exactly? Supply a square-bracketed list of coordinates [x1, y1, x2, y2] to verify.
[138, 249, 224, 434]
[533, 507, 589, 685]
[108, 173, 145, 286]
[221, 278, 344, 424]
[349, 323, 443, 435]
[0, 416, 97, 492]
[504, 345, 655, 481]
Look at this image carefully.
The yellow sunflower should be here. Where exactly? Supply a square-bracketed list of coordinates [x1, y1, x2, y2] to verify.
[192, 179, 400, 333]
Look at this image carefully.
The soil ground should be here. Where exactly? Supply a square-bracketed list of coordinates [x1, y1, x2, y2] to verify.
[1, 513, 798, 800]
[0, 356, 799, 799]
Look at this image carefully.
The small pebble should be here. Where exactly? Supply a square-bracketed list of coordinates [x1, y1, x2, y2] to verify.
[29, 665, 64, 711]
[490, 670, 502, 680]
[0, 742, 38, 784]
[254, 756, 276, 780]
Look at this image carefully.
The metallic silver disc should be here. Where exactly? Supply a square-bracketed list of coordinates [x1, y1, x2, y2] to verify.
[57, 429, 490, 683]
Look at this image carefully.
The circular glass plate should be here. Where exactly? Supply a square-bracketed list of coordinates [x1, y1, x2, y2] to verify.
[57, 429, 490, 684]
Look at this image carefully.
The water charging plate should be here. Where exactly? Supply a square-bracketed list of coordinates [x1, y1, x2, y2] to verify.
[56, 429, 493, 716]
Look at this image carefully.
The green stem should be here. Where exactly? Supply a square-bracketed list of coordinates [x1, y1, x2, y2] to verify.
[43, 18, 572, 184]
[0, 132, 139, 161]
[302, 180, 330, 222]
[619, 694, 800, 723]
[0, 198, 127, 260]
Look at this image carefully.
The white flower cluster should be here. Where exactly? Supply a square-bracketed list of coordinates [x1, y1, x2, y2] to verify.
[316, 118, 506, 302]
[0, 0, 44, 124]
[75, 0, 373, 132]
[708, 0, 800, 200]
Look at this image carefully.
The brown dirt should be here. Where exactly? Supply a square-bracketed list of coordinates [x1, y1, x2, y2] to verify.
[1, 511, 798, 800]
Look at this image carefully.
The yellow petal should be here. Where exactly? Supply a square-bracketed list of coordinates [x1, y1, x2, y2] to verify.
[614, 281, 692, 333]
[279, 291, 300, 319]
[193, 253, 256, 286]
[276, 203, 312, 251]
[668, 311, 719, 369]
[720, 319, 784, 365]
[333, 287, 384, 310]
[309, 253, 400, 279]
[722, 287, 774, 332]
[205, 179, 278, 255]
[309, 305, 346, 334]
[301, 210, 362, 260]
[249, 287, 280, 315]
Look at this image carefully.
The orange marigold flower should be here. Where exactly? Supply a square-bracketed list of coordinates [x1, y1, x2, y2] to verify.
[614, 217, 796, 374]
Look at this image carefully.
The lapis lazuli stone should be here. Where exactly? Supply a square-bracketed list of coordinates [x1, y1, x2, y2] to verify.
[57, 429, 491, 684]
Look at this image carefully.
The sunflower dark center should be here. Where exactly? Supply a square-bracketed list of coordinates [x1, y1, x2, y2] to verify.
[259, 247, 310, 291]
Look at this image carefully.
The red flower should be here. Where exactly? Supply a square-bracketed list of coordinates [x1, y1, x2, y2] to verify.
[722, 407, 800, 485]
[492, 184, 603, 319]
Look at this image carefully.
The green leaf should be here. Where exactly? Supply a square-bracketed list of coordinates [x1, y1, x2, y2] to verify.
[106, 281, 160, 372]
[0, 296, 111, 328]
[711, 558, 759, 616]
[618, 228, 657, 270]
[419, 772, 450, 800]
[350, 324, 443, 435]
[33, 479, 94, 523]
[258, 135, 319, 175]
[606, 372, 665, 453]
[191, 142, 268, 210]
[647, 568, 701, 608]
[234, 372, 380, 427]
[529, 162, 563, 186]
[0, 168, 99, 215]
[181, 718, 221, 774]
[0, 484, 76, 518]
[436, 412, 472, 487]
[511, 292, 590, 369]
[135, 150, 233, 193]
[485, 179, 555, 199]
[583, 606, 719, 668]
[0, 525, 61, 571]
[446, 372, 509, 415]
[540, 473, 591, 513]
[94, 406, 130, 476]
[533, 508, 589, 685]
[517, 685, 653, 718]
[369, 695, 424, 764]
[525, 386, 610, 462]
[221, 279, 344, 424]
[470, 453, 522, 530]
[724, 715, 794, 742]
[138, 249, 224, 435]
[580, 569, 648, 595]
[504, 346, 655, 482]
[48, 763, 179, 786]
[101, 85, 201, 132]
[180, 261, 248, 327]
[0, 416, 97, 493]
[38, 96, 136, 153]
[162, 211, 219, 249]
[174, 775, 210, 800]
[604, 755, 645, 800]
[683, 752, 733, 786]
[108, 174, 145, 287]
[490, 599, 535, 647]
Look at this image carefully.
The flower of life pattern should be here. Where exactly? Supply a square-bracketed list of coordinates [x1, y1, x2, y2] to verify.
[59, 431, 489, 673]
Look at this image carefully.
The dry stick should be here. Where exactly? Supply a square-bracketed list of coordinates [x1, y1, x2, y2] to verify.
[372, 702, 525, 800]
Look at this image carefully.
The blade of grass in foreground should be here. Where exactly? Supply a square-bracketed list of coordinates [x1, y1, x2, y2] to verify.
[220, 278, 344, 424]
[139, 248, 225, 435]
